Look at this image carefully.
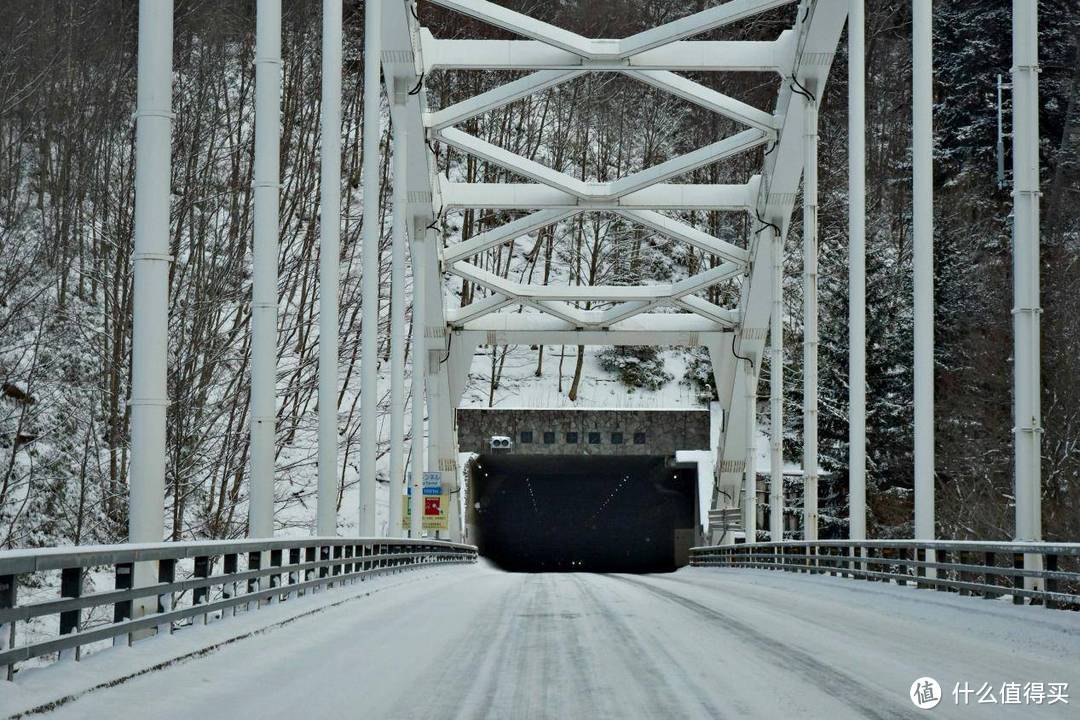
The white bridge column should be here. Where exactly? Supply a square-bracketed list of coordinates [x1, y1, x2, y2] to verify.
[802, 90, 819, 542]
[912, 0, 936, 570]
[768, 224, 784, 542]
[744, 365, 757, 541]
[317, 0, 342, 537]
[409, 219, 427, 539]
[388, 100, 408, 539]
[358, 0, 383, 536]
[848, 0, 867, 544]
[1012, 0, 1043, 592]
[129, 0, 173, 616]
[249, 0, 280, 541]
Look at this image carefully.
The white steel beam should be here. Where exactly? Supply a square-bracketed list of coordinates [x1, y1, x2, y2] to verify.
[608, 129, 768, 197]
[442, 209, 577, 264]
[438, 127, 591, 197]
[250, 0, 281, 542]
[1012, 0, 1043, 590]
[424, 1, 795, 61]
[426, 0, 598, 58]
[767, 224, 784, 541]
[439, 127, 766, 201]
[420, 31, 796, 74]
[802, 91, 819, 542]
[713, 1, 848, 548]
[358, 0, 382, 536]
[625, 70, 777, 131]
[130, 0, 172, 617]
[388, 112, 409, 539]
[456, 315, 733, 346]
[409, 225, 426, 539]
[672, 296, 740, 327]
[912, 0, 935, 553]
[615, 0, 796, 59]
[445, 293, 515, 324]
[441, 181, 757, 211]
[317, 0, 341, 537]
[848, 0, 867, 543]
[617, 209, 749, 265]
[425, 70, 584, 130]
[449, 260, 741, 304]
[744, 364, 757, 540]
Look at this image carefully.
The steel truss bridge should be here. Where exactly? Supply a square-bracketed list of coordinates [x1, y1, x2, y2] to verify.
[1, 1, 1075, 717]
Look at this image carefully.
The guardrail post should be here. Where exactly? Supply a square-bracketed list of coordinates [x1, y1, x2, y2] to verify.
[59, 567, 82, 661]
[288, 547, 300, 599]
[915, 548, 926, 588]
[247, 551, 261, 610]
[223, 553, 238, 615]
[983, 551, 998, 599]
[957, 551, 969, 595]
[319, 545, 330, 589]
[157, 558, 175, 636]
[1013, 552, 1024, 605]
[269, 549, 282, 604]
[332, 545, 342, 582]
[1045, 554, 1058, 610]
[935, 549, 948, 591]
[113, 562, 133, 646]
[1, 573, 15, 680]
[193, 556, 210, 624]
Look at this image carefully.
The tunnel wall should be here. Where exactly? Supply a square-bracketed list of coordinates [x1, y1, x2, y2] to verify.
[458, 408, 710, 457]
[468, 454, 697, 573]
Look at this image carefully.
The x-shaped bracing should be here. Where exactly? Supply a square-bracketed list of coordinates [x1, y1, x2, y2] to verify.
[422, 0, 797, 329]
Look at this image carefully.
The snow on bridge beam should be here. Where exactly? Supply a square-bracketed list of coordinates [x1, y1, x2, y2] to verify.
[425, 0, 796, 61]
[420, 32, 797, 74]
[439, 181, 758, 211]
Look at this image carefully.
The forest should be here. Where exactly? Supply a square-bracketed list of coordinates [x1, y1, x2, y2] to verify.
[0, 0, 1078, 549]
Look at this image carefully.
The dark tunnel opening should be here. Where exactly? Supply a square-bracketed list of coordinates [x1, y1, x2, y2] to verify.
[469, 454, 697, 573]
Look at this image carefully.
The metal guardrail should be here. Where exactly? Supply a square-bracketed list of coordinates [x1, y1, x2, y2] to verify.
[0, 536, 477, 680]
[690, 539, 1080, 610]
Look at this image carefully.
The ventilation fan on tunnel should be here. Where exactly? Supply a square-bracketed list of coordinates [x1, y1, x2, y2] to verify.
[489, 435, 513, 454]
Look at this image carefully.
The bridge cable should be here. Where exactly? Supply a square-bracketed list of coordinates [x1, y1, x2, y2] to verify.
[789, 75, 816, 104]
[408, 71, 425, 96]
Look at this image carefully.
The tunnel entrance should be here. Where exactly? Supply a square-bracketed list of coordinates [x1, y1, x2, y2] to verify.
[468, 454, 697, 573]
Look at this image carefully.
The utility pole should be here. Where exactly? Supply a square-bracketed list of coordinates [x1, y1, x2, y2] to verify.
[358, 0, 383, 535]
[848, 0, 867, 543]
[410, 222, 427, 540]
[129, 0, 173, 617]
[388, 92, 409, 539]
[802, 87, 819, 542]
[768, 222, 784, 542]
[249, 0, 281, 542]
[317, 0, 342, 537]
[912, 0, 935, 570]
[1011, 0, 1043, 592]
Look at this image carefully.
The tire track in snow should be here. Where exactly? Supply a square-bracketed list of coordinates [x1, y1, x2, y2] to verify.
[571, 574, 728, 719]
[608, 575, 918, 720]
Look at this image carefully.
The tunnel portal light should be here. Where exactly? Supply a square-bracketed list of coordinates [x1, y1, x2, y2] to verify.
[490, 435, 513, 454]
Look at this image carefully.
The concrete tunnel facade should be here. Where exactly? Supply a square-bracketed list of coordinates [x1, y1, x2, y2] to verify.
[457, 408, 713, 573]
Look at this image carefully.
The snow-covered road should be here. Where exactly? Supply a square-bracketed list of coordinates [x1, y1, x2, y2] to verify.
[23, 565, 1080, 719]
